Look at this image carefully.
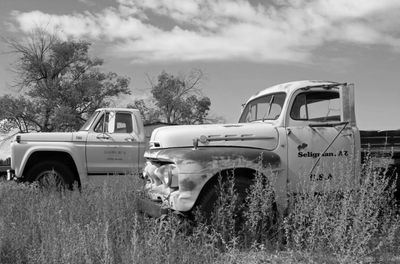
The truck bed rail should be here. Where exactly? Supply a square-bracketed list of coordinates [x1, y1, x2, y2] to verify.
[360, 130, 400, 163]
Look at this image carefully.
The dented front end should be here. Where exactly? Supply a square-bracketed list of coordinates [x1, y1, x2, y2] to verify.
[142, 146, 281, 214]
[139, 122, 282, 216]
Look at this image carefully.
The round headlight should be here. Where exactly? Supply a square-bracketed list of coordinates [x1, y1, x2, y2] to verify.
[163, 167, 172, 186]
[155, 164, 177, 187]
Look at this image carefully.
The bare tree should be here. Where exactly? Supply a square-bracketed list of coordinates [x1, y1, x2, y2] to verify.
[0, 28, 130, 132]
[128, 70, 211, 125]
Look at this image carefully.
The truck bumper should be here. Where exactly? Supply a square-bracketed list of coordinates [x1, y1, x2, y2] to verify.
[6, 169, 15, 181]
[136, 197, 170, 218]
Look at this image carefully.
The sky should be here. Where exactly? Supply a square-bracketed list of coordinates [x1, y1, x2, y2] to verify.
[0, 0, 400, 130]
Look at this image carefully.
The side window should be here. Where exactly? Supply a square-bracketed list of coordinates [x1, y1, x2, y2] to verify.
[114, 113, 133, 133]
[94, 113, 110, 133]
[290, 91, 341, 122]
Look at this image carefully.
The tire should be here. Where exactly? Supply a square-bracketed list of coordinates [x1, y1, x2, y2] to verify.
[195, 182, 218, 220]
[26, 160, 74, 190]
[195, 175, 252, 222]
[195, 172, 279, 244]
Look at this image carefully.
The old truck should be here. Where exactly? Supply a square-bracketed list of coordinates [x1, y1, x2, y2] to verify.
[140, 80, 400, 217]
[8, 108, 146, 187]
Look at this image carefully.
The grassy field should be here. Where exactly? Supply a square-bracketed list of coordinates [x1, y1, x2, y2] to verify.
[1, 161, 399, 264]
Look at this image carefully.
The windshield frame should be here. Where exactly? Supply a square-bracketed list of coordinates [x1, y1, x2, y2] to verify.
[239, 92, 286, 123]
[79, 111, 101, 131]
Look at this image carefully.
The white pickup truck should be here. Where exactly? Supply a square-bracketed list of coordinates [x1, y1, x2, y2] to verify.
[139, 80, 400, 217]
[8, 108, 146, 188]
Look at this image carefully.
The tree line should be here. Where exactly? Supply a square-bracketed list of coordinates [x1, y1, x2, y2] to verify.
[0, 29, 212, 133]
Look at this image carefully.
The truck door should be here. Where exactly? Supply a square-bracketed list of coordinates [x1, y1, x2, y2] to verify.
[105, 111, 142, 174]
[86, 111, 113, 174]
[86, 111, 141, 175]
[286, 87, 357, 193]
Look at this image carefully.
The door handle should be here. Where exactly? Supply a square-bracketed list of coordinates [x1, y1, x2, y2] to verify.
[96, 135, 110, 140]
[341, 133, 353, 137]
[125, 138, 135, 142]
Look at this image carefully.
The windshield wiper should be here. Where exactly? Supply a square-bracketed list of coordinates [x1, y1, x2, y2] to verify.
[263, 95, 275, 121]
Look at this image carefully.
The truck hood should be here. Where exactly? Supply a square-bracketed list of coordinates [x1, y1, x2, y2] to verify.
[150, 123, 279, 150]
[18, 132, 74, 142]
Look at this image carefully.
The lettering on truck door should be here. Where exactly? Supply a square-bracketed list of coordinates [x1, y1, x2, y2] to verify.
[86, 111, 139, 176]
[106, 112, 141, 174]
[286, 88, 356, 193]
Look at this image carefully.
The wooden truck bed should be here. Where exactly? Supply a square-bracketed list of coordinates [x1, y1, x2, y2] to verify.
[360, 130, 400, 201]
[360, 130, 400, 161]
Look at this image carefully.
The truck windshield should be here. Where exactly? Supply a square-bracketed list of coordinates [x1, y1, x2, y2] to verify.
[239, 93, 286, 123]
[79, 111, 100, 131]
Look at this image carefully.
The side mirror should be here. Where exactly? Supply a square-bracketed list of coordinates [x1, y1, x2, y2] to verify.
[340, 83, 356, 127]
[106, 111, 115, 134]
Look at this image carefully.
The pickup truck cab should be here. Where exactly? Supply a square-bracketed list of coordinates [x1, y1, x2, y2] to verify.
[140, 81, 400, 217]
[9, 108, 146, 187]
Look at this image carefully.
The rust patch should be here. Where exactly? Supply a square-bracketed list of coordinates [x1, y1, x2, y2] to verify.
[182, 147, 281, 168]
[147, 147, 281, 169]
[180, 178, 197, 191]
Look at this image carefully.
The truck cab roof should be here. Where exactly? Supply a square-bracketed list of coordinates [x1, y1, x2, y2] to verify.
[246, 80, 342, 103]
[95, 108, 140, 113]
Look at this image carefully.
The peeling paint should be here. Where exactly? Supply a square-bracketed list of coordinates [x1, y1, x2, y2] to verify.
[180, 178, 197, 191]
[182, 147, 281, 169]
[143, 146, 282, 212]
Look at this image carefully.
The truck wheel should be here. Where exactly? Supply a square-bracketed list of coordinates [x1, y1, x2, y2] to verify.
[26, 161, 74, 190]
[195, 174, 278, 238]
[195, 175, 252, 222]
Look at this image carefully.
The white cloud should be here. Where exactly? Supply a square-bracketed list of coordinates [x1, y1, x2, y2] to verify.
[8, 0, 400, 63]
[78, 0, 95, 6]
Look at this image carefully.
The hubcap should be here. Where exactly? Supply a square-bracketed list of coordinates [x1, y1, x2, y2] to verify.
[36, 169, 64, 189]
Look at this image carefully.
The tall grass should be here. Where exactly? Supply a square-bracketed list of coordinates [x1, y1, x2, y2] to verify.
[283, 154, 400, 263]
[1, 154, 399, 264]
[0, 178, 219, 264]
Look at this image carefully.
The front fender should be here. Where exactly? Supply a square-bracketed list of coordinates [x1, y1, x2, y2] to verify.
[14, 143, 86, 181]
[145, 147, 282, 212]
